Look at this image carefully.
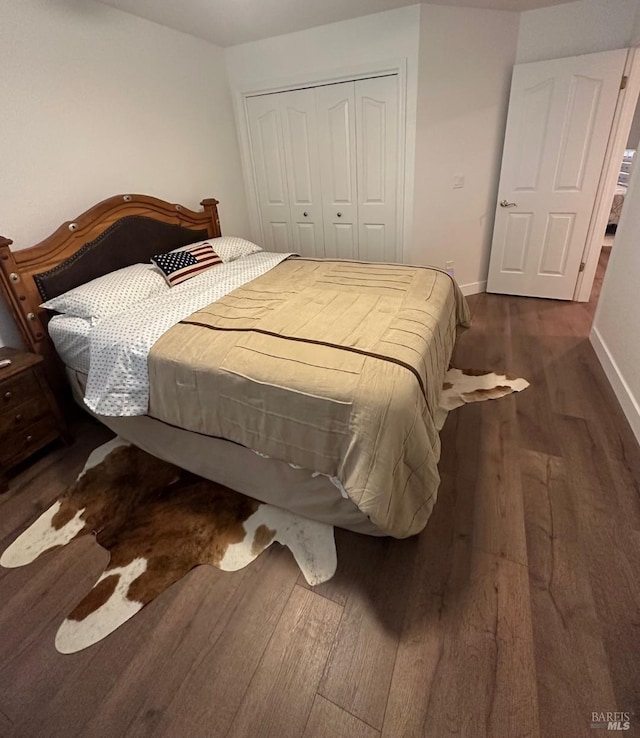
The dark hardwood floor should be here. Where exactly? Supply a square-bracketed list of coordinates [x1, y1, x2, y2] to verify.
[1, 249, 638, 737]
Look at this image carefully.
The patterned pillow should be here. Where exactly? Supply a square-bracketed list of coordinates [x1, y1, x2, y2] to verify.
[172, 236, 262, 263]
[151, 242, 223, 286]
[40, 263, 168, 318]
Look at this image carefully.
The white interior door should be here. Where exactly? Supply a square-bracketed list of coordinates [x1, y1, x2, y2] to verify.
[246, 94, 292, 252]
[487, 49, 628, 299]
[355, 75, 398, 262]
[280, 89, 325, 257]
[316, 82, 359, 259]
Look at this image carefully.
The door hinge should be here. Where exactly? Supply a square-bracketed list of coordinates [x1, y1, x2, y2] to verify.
[621, 75, 628, 90]
[579, 261, 586, 272]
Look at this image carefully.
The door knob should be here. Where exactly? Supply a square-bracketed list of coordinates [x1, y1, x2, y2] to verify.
[337, 212, 343, 217]
[500, 200, 517, 208]
[303, 212, 309, 217]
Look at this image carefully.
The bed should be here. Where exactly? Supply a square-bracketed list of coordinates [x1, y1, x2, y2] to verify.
[608, 149, 635, 228]
[0, 194, 470, 538]
[608, 184, 628, 227]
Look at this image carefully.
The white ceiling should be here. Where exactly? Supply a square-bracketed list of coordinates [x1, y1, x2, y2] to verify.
[96, 0, 576, 47]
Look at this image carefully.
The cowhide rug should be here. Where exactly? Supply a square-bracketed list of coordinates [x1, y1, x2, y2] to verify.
[435, 366, 530, 430]
[0, 366, 527, 653]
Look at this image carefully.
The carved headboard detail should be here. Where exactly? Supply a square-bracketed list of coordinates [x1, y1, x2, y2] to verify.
[0, 194, 221, 361]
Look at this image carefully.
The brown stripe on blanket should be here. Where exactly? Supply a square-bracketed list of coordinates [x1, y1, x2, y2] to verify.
[178, 320, 429, 402]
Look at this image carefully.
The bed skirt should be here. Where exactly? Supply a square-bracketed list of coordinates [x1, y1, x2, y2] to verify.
[66, 368, 384, 537]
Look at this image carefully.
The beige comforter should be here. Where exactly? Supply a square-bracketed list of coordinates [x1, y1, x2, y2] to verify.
[148, 258, 470, 537]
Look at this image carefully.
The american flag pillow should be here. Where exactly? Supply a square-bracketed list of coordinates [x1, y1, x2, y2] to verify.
[151, 242, 222, 286]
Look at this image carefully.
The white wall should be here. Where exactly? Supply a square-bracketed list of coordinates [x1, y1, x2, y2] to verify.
[0, 0, 250, 347]
[225, 5, 420, 264]
[225, 4, 420, 87]
[516, 0, 639, 64]
[591, 158, 640, 443]
[633, 1, 640, 46]
[409, 4, 519, 293]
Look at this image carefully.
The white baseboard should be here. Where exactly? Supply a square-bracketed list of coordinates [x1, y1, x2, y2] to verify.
[459, 280, 487, 296]
[590, 326, 640, 445]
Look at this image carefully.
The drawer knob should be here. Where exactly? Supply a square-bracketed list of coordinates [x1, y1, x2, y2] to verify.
[15, 413, 22, 422]
[25, 435, 33, 443]
[4, 391, 12, 401]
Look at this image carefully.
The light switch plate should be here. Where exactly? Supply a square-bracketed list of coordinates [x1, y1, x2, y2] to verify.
[453, 175, 464, 189]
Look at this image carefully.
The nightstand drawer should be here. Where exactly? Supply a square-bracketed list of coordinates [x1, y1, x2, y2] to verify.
[0, 395, 51, 436]
[0, 371, 40, 414]
[0, 415, 60, 466]
[0, 348, 69, 489]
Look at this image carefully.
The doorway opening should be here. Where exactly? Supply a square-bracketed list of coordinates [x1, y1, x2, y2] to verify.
[575, 48, 640, 309]
[591, 140, 637, 305]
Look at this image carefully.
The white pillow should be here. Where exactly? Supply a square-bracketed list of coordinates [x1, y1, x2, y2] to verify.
[40, 263, 168, 318]
[172, 236, 262, 262]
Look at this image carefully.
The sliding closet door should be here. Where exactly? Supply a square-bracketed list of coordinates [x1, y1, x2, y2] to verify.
[355, 75, 398, 262]
[246, 75, 400, 260]
[280, 89, 325, 257]
[246, 94, 293, 252]
[316, 82, 359, 259]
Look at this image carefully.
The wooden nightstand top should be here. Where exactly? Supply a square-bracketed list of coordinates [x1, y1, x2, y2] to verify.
[0, 347, 43, 382]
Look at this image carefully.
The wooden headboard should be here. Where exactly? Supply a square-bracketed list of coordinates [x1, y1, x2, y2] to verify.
[0, 194, 221, 361]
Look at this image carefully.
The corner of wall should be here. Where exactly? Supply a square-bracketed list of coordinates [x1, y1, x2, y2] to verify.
[590, 326, 640, 444]
[0, 0, 252, 347]
[410, 4, 519, 287]
[590, 133, 640, 447]
[632, 0, 640, 46]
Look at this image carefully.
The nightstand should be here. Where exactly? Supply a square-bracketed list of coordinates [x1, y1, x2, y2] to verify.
[0, 347, 68, 491]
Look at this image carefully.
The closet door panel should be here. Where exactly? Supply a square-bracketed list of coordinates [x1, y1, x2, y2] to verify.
[281, 89, 325, 257]
[247, 95, 292, 252]
[269, 222, 292, 251]
[361, 224, 386, 262]
[330, 224, 358, 260]
[294, 222, 321, 256]
[316, 83, 358, 259]
[356, 75, 398, 262]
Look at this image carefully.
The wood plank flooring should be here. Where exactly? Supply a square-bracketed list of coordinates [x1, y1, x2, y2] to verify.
[1, 250, 639, 737]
